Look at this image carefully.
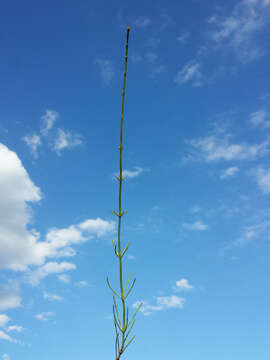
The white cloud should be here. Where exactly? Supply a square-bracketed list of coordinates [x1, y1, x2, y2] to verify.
[2, 354, 10, 360]
[0, 143, 42, 271]
[236, 220, 270, 246]
[0, 315, 9, 328]
[75, 280, 88, 287]
[41, 110, 58, 136]
[52, 128, 82, 155]
[119, 167, 144, 179]
[209, 0, 270, 62]
[187, 134, 270, 162]
[78, 218, 115, 237]
[35, 312, 53, 321]
[22, 134, 42, 158]
[191, 205, 201, 213]
[250, 109, 270, 128]
[175, 278, 193, 291]
[183, 221, 208, 231]
[177, 32, 189, 43]
[220, 166, 239, 179]
[27, 262, 76, 286]
[254, 168, 270, 193]
[133, 16, 151, 28]
[0, 331, 12, 342]
[7, 325, 23, 333]
[133, 295, 185, 316]
[58, 274, 71, 283]
[43, 291, 63, 301]
[95, 59, 114, 85]
[0, 284, 21, 311]
[0, 144, 115, 284]
[175, 61, 202, 87]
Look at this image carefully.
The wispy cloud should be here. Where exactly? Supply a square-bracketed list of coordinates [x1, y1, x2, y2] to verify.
[0, 283, 21, 311]
[58, 274, 71, 284]
[114, 166, 145, 180]
[145, 52, 158, 62]
[35, 312, 54, 321]
[7, 325, 23, 333]
[177, 32, 189, 43]
[43, 291, 63, 301]
[28, 262, 76, 286]
[133, 295, 185, 316]
[22, 134, 42, 158]
[41, 110, 58, 136]
[132, 16, 151, 28]
[209, 0, 270, 63]
[186, 133, 270, 162]
[23, 110, 82, 158]
[151, 65, 166, 77]
[75, 280, 88, 287]
[175, 61, 202, 87]
[183, 221, 208, 231]
[254, 167, 270, 193]
[95, 59, 114, 85]
[249, 109, 270, 128]
[220, 166, 239, 179]
[160, 13, 172, 30]
[52, 128, 82, 155]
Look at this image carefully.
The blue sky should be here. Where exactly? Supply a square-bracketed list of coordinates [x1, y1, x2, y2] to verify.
[1, 0, 270, 359]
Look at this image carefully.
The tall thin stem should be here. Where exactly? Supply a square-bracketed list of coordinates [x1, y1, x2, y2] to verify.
[107, 26, 142, 360]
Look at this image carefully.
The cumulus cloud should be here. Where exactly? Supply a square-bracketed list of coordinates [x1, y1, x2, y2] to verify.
[220, 166, 239, 179]
[0, 143, 115, 276]
[2, 354, 10, 360]
[95, 59, 114, 85]
[174, 278, 193, 291]
[175, 61, 202, 87]
[22, 134, 42, 158]
[183, 221, 208, 231]
[35, 312, 53, 321]
[133, 295, 185, 316]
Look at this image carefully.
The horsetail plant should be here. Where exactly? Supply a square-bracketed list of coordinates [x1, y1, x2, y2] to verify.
[107, 27, 142, 360]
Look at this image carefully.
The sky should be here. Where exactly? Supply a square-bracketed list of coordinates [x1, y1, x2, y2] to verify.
[0, 0, 270, 359]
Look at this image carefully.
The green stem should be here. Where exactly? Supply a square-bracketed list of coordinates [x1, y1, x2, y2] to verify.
[117, 26, 130, 356]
